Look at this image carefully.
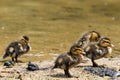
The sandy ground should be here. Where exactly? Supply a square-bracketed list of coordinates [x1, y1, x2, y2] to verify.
[0, 55, 120, 80]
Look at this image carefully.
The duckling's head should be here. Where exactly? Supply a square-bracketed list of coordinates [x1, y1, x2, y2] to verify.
[69, 44, 83, 55]
[99, 37, 114, 47]
[89, 31, 101, 42]
[21, 35, 29, 43]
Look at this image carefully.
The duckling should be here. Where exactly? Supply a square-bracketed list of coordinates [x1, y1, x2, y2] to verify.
[83, 37, 114, 67]
[52, 44, 83, 77]
[3, 35, 31, 62]
[76, 31, 101, 48]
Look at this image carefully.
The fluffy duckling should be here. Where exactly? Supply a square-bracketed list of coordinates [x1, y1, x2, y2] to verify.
[3, 35, 31, 62]
[52, 44, 83, 77]
[76, 31, 101, 48]
[83, 37, 114, 67]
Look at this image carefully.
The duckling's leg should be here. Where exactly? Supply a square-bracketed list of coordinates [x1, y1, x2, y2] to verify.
[15, 55, 18, 62]
[12, 57, 14, 62]
[64, 68, 72, 77]
[91, 56, 98, 67]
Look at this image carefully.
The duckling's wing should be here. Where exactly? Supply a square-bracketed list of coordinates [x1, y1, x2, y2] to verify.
[68, 55, 82, 68]
[84, 44, 109, 59]
[3, 42, 18, 58]
[83, 44, 98, 58]
[53, 53, 70, 69]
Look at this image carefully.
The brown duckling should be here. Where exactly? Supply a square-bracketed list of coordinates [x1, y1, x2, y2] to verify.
[3, 35, 31, 62]
[52, 44, 83, 77]
[76, 30, 101, 48]
[83, 37, 114, 67]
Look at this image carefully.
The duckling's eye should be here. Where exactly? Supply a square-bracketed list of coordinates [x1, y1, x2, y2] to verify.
[76, 49, 81, 51]
[103, 41, 110, 44]
[72, 48, 81, 52]
[76, 48, 82, 51]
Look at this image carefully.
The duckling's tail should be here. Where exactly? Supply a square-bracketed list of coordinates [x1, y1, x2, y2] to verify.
[51, 63, 58, 70]
[3, 46, 15, 59]
[3, 54, 8, 59]
[3, 52, 9, 59]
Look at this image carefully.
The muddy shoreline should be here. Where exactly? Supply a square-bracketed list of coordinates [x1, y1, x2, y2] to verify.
[0, 56, 120, 80]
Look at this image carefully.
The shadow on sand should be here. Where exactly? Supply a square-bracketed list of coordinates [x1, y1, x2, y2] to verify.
[77, 65, 120, 77]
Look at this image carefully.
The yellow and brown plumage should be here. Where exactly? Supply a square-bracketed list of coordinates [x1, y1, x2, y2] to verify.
[76, 31, 101, 48]
[83, 37, 114, 67]
[52, 44, 83, 77]
[3, 35, 31, 62]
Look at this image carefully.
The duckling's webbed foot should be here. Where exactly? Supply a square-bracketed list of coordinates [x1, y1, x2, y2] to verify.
[92, 62, 99, 67]
[64, 69, 72, 78]
[92, 56, 99, 67]
[98, 65, 106, 68]
[64, 69, 78, 78]
[92, 61, 105, 67]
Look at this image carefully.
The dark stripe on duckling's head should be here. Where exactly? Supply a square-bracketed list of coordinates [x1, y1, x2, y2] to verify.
[70, 44, 82, 55]
[99, 37, 113, 47]
[89, 31, 101, 42]
[21, 35, 29, 43]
